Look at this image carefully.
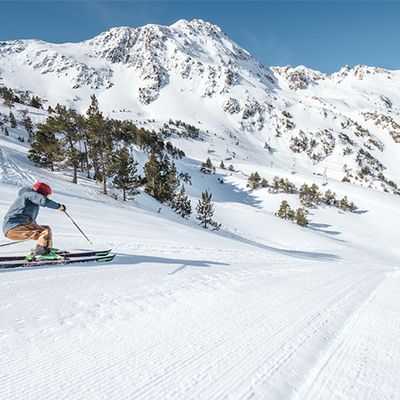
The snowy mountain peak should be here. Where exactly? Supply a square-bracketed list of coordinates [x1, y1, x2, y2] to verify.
[331, 64, 393, 83]
[172, 18, 223, 34]
[85, 19, 234, 64]
[272, 65, 327, 89]
[0, 19, 400, 195]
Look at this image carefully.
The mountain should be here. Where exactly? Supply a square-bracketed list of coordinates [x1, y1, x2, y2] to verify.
[1, 19, 400, 194]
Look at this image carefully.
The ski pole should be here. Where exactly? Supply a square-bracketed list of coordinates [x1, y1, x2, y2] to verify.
[64, 210, 93, 245]
[0, 239, 30, 248]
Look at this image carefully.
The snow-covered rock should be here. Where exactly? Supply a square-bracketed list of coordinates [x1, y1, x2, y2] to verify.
[0, 19, 400, 194]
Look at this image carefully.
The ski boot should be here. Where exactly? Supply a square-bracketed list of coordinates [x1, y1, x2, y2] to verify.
[26, 245, 63, 261]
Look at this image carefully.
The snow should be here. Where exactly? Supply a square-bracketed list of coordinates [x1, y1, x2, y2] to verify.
[2, 20, 400, 197]
[1, 18, 400, 399]
[1, 123, 400, 400]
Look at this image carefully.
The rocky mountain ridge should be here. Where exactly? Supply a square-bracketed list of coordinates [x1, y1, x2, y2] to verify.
[1, 19, 400, 194]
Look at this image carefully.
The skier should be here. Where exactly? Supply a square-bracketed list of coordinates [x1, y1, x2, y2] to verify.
[2, 182, 66, 258]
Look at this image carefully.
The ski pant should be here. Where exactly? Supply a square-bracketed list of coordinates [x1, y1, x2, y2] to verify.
[5, 222, 53, 248]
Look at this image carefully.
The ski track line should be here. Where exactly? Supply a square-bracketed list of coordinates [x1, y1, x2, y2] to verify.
[0, 262, 300, 368]
[0, 148, 7, 183]
[0, 280, 288, 399]
[236, 270, 387, 400]
[0, 261, 271, 300]
[137, 271, 383, 400]
[124, 270, 383, 400]
[107, 270, 370, 382]
[0, 268, 386, 400]
[0, 148, 19, 186]
[206, 282, 375, 400]
[292, 270, 400, 400]
[0, 268, 371, 400]
[0, 244, 266, 282]
[0, 147, 34, 186]
[0, 264, 294, 362]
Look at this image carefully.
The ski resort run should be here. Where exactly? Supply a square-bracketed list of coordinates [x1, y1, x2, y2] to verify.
[0, 18, 400, 400]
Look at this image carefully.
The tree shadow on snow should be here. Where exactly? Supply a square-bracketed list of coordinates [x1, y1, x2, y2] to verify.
[307, 223, 346, 242]
[0, 254, 229, 274]
[221, 232, 340, 261]
[211, 173, 263, 209]
[353, 209, 368, 215]
[112, 254, 229, 275]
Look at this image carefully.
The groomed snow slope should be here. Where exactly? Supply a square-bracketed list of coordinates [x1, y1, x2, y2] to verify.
[1, 132, 400, 400]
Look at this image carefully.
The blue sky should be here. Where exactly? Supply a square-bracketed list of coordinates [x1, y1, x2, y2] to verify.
[1, 1, 399, 73]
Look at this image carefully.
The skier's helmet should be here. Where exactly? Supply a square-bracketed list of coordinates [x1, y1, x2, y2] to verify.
[32, 182, 52, 197]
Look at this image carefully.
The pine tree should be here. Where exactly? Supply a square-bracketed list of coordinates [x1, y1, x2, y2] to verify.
[299, 184, 310, 207]
[47, 105, 84, 183]
[173, 185, 192, 218]
[19, 91, 30, 105]
[144, 152, 162, 199]
[272, 176, 280, 193]
[299, 183, 321, 208]
[228, 164, 235, 172]
[85, 94, 113, 193]
[200, 157, 213, 174]
[30, 96, 42, 109]
[144, 152, 180, 204]
[112, 147, 140, 201]
[196, 190, 219, 229]
[247, 172, 262, 189]
[342, 175, 351, 183]
[2, 87, 15, 109]
[295, 208, 309, 226]
[348, 201, 357, 212]
[310, 183, 321, 202]
[159, 155, 180, 204]
[22, 115, 34, 139]
[28, 123, 63, 171]
[260, 178, 268, 188]
[178, 171, 191, 185]
[277, 200, 293, 220]
[282, 178, 297, 193]
[323, 189, 336, 205]
[9, 111, 17, 128]
[4, 127, 9, 136]
[339, 196, 351, 211]
[220, 160, 226, 169]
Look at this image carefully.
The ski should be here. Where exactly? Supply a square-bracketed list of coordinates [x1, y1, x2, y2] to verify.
[0, 254, 116, 269]
[0, 249, 111, 262]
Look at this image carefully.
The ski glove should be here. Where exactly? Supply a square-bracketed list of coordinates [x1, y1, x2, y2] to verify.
[59, 204, 66, 212]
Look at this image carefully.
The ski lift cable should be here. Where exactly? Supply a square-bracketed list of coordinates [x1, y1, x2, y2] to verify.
[264, 153, 400, 181]
[266, 150, 400, 181]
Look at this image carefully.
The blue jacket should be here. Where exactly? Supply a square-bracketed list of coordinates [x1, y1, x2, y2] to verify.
[3, 187, 61, 234]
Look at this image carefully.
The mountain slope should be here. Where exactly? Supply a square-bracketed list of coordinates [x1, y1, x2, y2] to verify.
[1, 19, 400, 195]
[1, 126, 400, 400]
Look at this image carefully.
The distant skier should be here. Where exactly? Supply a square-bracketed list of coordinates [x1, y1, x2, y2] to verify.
[2, 182, 66, 258]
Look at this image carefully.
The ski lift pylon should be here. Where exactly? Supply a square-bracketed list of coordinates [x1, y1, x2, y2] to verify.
[291, 158, 297, 175]
[322, 168, 328, 186]
[207, 139, 215, 154]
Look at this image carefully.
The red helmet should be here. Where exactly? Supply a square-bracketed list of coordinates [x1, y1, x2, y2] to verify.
[32, 182, 52, 196]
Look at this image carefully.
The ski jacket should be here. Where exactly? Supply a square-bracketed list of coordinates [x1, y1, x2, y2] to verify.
[2, 187, 61, 234]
